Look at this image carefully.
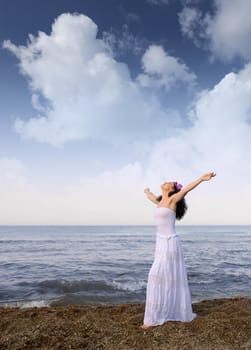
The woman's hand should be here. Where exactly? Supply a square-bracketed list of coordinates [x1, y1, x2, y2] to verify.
[201, 172, 216, 181]
[144, 188, 159, 204]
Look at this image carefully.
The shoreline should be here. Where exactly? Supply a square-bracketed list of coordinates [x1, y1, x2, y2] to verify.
[0, 297, 250, 349]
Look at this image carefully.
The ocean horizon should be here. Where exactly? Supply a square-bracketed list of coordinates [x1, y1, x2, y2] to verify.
[1, 225, 250, 308]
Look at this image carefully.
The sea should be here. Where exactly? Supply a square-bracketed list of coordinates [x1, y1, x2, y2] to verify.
[0, 225, 250, 308]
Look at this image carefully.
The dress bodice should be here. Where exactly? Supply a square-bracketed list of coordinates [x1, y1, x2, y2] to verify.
[154, 207, 176, 237]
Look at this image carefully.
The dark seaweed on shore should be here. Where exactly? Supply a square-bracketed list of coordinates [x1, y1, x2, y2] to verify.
[0, 297, 251, 350]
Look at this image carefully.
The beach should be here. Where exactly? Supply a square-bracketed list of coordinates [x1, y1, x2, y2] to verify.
[0, 297, 250, 349]
[1, 226, 250, 349]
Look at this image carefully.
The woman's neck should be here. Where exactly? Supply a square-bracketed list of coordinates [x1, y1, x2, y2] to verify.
[161, 191, 170, 200]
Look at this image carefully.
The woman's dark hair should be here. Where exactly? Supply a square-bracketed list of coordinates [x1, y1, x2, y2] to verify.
[157, 188, 187, 220]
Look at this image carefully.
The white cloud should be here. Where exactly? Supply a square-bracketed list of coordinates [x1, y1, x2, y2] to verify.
[178, 7, 204, 46]
[3, 13, 180, 147]
[102, 24, 146, 57]
[118, 7, 141, 24]
[0, 160, 151, 225]
[2, 62, 251, 225]
[137, 45, 196, 91]
[150, 62, 251, 172]
[125, 12, 141, 23]
[0, 158, 28, 187]
[2, 12, 251, 225]
[143, 61, 251, 223]
[179, 0, 251, 61]
[146, 0, 169, 6]
[65, 162, 149, 224]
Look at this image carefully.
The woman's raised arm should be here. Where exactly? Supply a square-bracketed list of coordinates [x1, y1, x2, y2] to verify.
[172, 172, 216, 203]
[144, 188, 159, 204]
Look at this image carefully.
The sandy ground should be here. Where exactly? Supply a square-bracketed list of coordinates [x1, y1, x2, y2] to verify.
[0, 297, 250, 350]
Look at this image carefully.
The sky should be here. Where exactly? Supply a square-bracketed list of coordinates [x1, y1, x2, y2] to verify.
[0, 0, 251, 225]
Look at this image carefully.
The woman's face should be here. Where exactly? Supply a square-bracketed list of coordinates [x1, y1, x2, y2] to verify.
[161, 181, 176, 191]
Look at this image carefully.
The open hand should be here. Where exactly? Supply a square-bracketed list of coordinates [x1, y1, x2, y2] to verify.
[201, 172, 216, 181]
[144, 188, 150, 194]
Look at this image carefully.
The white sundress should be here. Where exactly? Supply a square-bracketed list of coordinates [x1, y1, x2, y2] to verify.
[143, 207, 196, 326]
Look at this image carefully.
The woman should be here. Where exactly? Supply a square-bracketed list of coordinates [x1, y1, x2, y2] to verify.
[141, 172, 216, 329]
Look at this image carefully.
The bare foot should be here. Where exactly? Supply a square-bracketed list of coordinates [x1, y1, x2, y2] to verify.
[140, 324, 151, 330]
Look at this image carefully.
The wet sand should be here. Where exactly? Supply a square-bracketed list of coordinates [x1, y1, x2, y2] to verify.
[0, 297, 250, 349]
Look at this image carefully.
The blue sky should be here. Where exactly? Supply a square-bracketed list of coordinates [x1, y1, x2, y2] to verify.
[1, 0, 251, 225]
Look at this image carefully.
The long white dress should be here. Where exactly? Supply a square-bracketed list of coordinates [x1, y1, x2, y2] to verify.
[143, 207, 196, 326]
